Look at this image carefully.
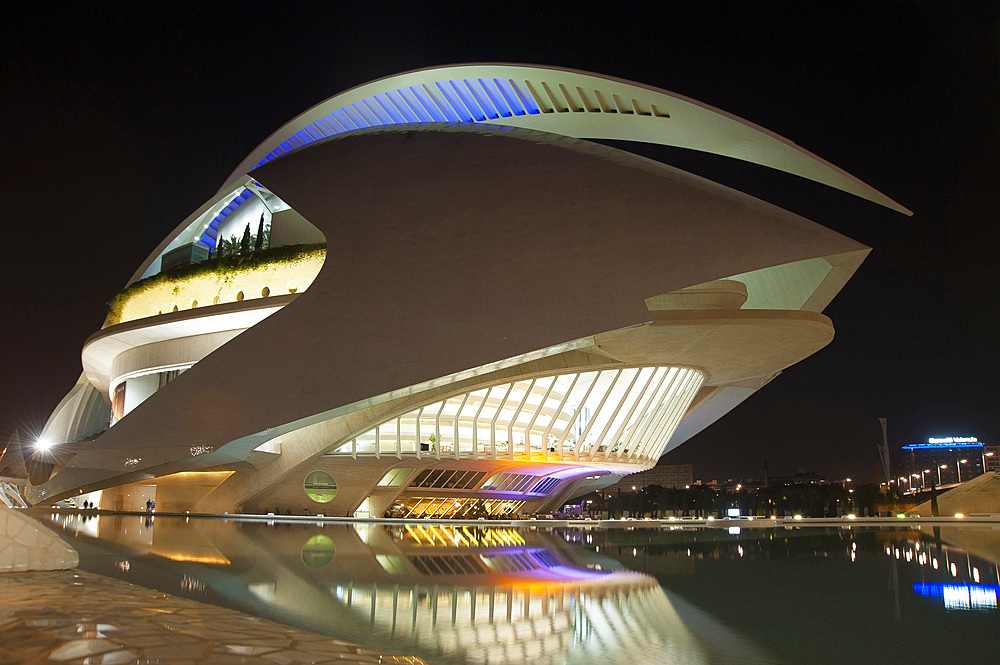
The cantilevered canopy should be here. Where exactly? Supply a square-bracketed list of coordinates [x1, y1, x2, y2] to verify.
[222, 63, 911, 215]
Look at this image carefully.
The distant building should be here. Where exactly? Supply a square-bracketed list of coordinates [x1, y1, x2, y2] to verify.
[898, 437, 988, 489]
[613, 465, 694, 490]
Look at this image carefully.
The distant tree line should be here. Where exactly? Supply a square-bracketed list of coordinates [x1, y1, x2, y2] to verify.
[579, 482, 901, 518]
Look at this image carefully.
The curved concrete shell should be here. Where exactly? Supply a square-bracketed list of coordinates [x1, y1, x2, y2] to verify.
[28, 65, 904, 517]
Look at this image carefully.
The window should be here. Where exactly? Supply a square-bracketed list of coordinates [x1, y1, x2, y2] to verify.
[304, 470, 337, 503]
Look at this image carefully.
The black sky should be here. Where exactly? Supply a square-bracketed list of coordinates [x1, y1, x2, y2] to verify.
[2, 1, 998, 481]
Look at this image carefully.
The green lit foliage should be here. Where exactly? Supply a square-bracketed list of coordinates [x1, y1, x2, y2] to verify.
[105, 242, 325, 326]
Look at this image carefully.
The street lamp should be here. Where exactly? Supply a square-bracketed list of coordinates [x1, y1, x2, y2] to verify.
[911, 474, 920, 491]
[922, 469, 931, 489]
[984, 451, 994, 473]
[957, 459, 968, 483]
[938, 464, 947, 486]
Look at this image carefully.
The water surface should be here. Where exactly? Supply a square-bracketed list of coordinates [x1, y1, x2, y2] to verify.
[38, 512, 1000, 665]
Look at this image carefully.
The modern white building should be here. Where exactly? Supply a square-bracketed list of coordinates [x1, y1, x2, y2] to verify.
[25, 64, 908, 517]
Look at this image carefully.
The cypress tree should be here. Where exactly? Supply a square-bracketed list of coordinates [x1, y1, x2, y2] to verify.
[240, 223, 251, 256]
[254, 214, 265, 253]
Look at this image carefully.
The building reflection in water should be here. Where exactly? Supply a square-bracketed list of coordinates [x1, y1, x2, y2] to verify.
[44, 512, 1000, 663]
[45, 513, 768, 664]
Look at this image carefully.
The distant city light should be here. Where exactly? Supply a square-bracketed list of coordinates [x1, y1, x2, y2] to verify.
[914, 583, 998, 612]
[903, 439, 982, 450]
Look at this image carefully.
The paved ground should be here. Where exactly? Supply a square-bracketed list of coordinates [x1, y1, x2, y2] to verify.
[0, 569, 430, 665]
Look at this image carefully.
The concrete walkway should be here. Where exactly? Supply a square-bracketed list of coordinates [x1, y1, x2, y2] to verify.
[0, 568, 431, 665]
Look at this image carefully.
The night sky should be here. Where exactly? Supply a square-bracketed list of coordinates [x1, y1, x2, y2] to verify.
[2, 2, 998, 482]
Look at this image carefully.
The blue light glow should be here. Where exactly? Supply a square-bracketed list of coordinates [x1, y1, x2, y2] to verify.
[448, 80, 487, 121]
[362, 98, 392, 125]
[511, 80, 541, 114]
[247, 78, 547, 173]
[406, 85, 446, 121]
[914, 583, 998, 611]
[197, 188, 254, 250]
[462, 79, 500, 119]
[350, 101, 379, 127]
[435, 81, 474, 122]
[374, 92, 408, 124]
[395, 88, 430, 121]
[494, 78, 526, 115]
[478, 78, 514, 117]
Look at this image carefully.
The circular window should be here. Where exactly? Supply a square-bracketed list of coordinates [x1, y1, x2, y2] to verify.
[287, 280, 298, 294]
[261, 286, 270, 298]
[236, 291, 245, 302]
[301, 534, 336, 568]
[304, 470, 337, 503]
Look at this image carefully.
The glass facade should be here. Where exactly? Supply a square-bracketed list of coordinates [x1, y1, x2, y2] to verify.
[387, 497, 525, 519]
[326, 366, 704, 467]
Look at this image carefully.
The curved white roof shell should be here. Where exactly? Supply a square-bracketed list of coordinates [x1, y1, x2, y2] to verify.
[222, 63, 911, 215]
[128, 63, 908, 287]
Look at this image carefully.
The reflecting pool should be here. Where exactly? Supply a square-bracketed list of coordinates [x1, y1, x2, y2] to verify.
[37, 513, 1000, 664]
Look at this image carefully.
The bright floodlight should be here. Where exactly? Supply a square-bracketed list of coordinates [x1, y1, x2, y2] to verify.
[35, 438, 53, 452]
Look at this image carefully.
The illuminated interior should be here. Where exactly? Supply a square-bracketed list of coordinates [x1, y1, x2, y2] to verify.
[387, 497, 525, 519]
[329, 366, 704, 466]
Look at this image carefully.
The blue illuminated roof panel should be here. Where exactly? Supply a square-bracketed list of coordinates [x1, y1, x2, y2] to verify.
[246, 78, 547, 176]
[197, 188, 255, 250]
